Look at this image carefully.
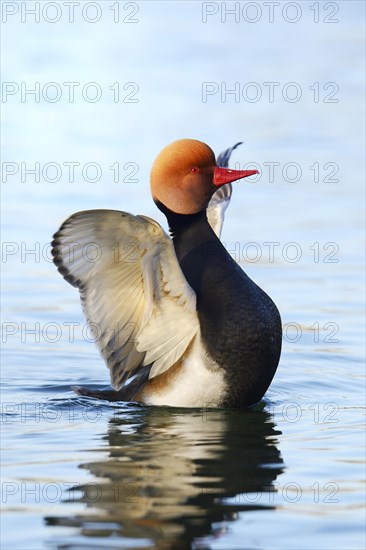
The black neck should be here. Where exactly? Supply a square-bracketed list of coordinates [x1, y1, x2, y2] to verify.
[154, 200, 208, 238]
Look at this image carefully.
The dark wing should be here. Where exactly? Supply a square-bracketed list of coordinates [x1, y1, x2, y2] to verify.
[207, 142, 243, 237]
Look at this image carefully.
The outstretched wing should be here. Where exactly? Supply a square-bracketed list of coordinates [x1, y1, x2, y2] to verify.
[52, 210, 199, 389]
[207, 142, 243, 238]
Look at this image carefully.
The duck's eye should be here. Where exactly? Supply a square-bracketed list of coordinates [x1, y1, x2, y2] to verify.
[191, 167, 200, 173]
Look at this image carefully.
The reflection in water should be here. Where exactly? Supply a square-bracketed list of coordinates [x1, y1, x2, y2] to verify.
[46, 405, 285, 549]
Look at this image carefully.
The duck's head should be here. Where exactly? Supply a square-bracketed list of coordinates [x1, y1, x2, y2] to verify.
[151, 139, 258, 215]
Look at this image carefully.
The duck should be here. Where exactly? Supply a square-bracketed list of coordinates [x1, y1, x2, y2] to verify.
[52, 139, 282, 408]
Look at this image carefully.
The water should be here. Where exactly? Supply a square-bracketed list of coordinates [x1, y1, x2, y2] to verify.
[1, 1, 365, 549]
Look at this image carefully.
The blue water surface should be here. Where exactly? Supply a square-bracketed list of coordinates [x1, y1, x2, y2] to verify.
[1, 1, 365, 549]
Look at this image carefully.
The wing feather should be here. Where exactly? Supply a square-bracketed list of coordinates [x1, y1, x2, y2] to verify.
[207, 141, 243, 237]
[52, 209, 199, 390]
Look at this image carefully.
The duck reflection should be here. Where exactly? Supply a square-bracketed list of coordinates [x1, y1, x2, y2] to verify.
[46, 405, 285, 549]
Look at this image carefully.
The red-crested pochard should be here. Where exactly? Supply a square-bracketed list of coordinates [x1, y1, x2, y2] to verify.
[52, 139, 282, 408]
